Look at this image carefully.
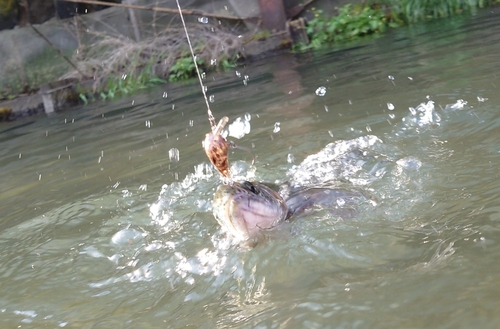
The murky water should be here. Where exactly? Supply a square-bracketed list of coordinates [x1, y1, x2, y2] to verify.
[2, 9, 500, 328]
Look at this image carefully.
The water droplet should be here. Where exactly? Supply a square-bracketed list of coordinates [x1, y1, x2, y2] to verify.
[244, 113, 251, 121]
[145, 120, 151, 128]
[287, 153, 295, 163]
[203, 85, 208, 92]
[162, 91, 168, 98]
[122, 73, 127, 80]
[315, 86, 326, 96]
[198, 17, 209, 24]
[324, 105, 329, 112]
[189, 119, 194, 127]
[169, 148, 180, 162]
[337, 198, 346, 206]
[408, 76, 413, 81]
[201, 72, 206, 79]
[273, 122, 281, 133]
[243, 79, 247, 86]
[387, 102, 395, 110]
[228, 117, 251, 139]
[348, 100, 353, 105]
[235, 71, 241, 78]
[366, 125, 372, 132]
[389, 113, 396, 119]
[388, 75, 394, 81]
[210, 58, 217, 66]
[328, 130, 334, 138]
[477, 96, 488, 102]
[209, 95, 215, 103]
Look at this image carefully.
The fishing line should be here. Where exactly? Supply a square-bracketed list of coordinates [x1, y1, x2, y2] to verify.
[174, 0, 216, 130]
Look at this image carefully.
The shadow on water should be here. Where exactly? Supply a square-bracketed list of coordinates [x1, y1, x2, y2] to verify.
[1, 9, 500, 329]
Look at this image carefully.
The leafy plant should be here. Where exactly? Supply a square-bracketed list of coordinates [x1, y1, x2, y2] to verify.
[300, 4, 392, 50]
[169, 56, 205, 82]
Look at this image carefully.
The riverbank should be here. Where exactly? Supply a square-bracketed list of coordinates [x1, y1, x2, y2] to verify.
[1, 0, 334, 120]
[0, 0, 496, 121]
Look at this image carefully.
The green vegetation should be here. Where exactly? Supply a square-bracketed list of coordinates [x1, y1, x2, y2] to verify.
[300, 4, 394, 50]
[70, 25, 242, 103]
[299, 0, 499, 50]
[77, 53, 238, 102]
[168, 56, 205, 82]
[386, 0, 499, 23]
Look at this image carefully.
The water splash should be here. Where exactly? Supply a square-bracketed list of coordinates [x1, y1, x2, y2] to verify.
[169, 148, 180, 162]
[402, 100, 441, 127]
[273, 122, 281, 133]
[315, 86, 326, 96]
[444, 99, 468, 111]
[227, 116, 251, 139]
[287, 135, 386, 188]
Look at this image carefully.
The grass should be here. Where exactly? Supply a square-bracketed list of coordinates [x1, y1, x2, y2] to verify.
[385, 0, 499, 23]
[65, 21, 242, 101]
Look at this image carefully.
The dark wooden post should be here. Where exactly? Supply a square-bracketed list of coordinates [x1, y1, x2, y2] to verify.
[258, 0, 286, 31]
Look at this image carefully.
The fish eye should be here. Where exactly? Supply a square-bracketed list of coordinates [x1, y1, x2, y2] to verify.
[243, 181, 258, 194]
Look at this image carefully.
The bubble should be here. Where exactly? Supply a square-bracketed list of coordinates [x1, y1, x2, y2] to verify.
[337, 198, 346, 207]
[388, 75, 394, 81]
[169, 148, 180, 162]
[162, 91, 168, 98]
[287, 153, 295, 163]
[145, 120, 151, 128]
[273, 122, 281, 133]
[235, 71, 241, 78]
[387, 102, 395, 110]
[315, 86, 326, 96]
[198, 17, 209, 24]
[209, 95, 215, 103]
[477, 96, 487, 102]
[244, 113, 251, 121]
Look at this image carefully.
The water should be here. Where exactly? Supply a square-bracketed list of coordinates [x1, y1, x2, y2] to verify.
[2, 9, 500, 328]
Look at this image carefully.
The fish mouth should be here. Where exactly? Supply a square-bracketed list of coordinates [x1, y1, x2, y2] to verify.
[213, 181, 288, 241]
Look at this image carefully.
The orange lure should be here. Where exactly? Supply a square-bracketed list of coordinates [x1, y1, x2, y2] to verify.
[204, 116, 231, 178]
